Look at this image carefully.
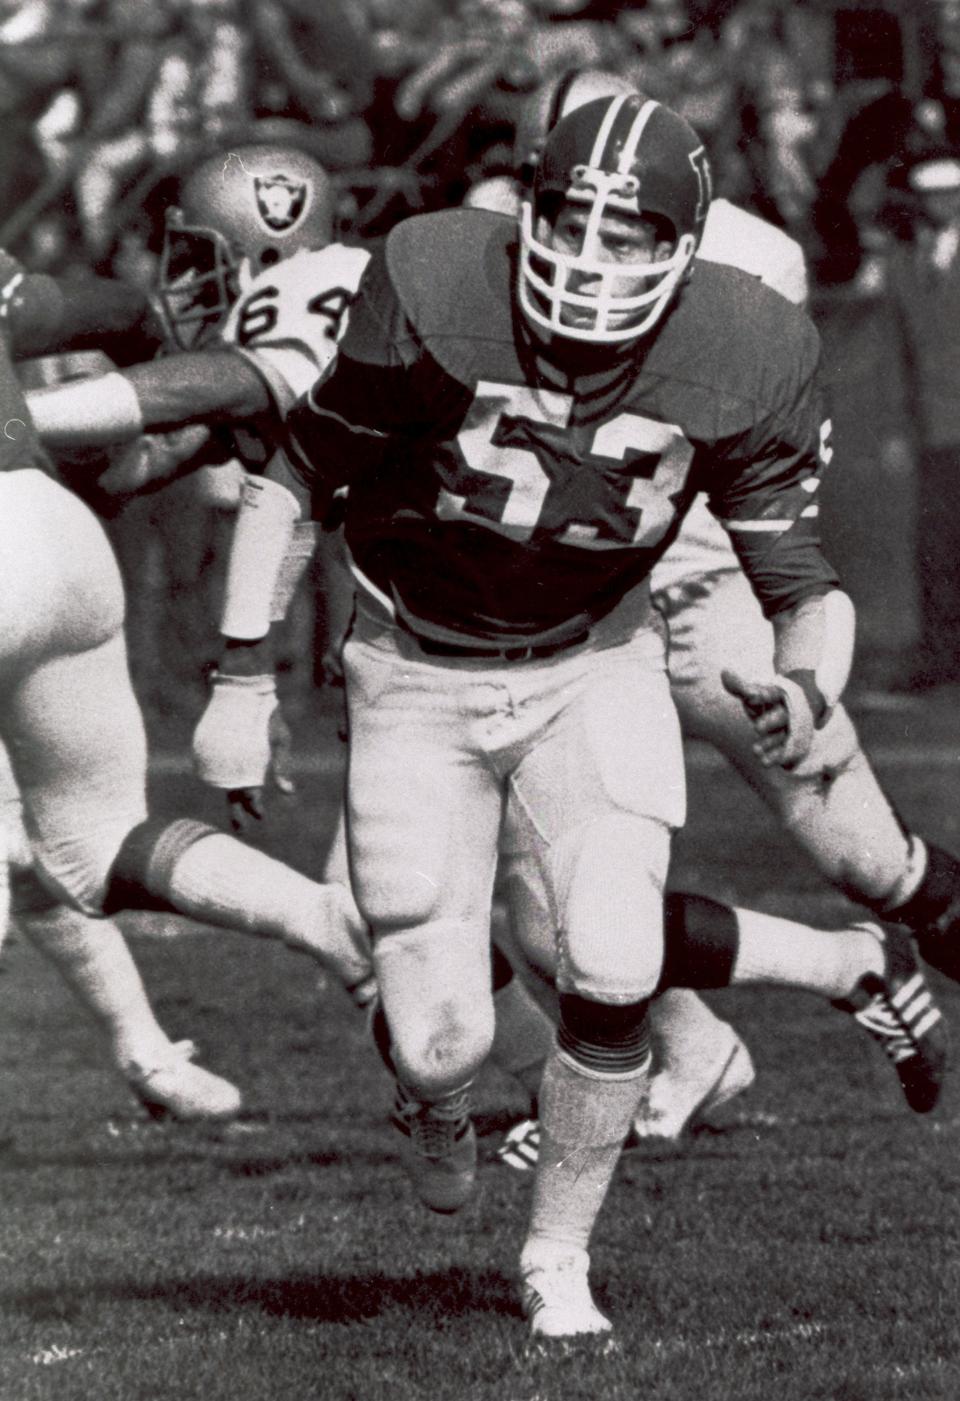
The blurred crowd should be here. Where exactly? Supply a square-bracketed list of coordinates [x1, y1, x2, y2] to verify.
[2, 0, 960, 291]
[8, 0, 960, 717]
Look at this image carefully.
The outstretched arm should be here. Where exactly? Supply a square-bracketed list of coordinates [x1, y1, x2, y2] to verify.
[26, 349, 274, 454]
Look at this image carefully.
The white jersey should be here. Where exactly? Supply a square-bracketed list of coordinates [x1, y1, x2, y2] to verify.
[224, 244, 372, 416]
[649, 199, 809, 594]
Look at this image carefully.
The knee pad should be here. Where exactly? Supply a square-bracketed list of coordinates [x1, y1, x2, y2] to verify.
[102, 817, 218, 916]
[557, 992, 650, 1078]
[374, 920, 494, 1096]
[658, 892, 739, 991]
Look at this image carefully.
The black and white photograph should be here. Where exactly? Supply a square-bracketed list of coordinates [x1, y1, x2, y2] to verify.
[1, 2, 958, 1397]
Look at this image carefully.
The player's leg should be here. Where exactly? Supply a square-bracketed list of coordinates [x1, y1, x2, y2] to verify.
[0, 475, 373, 998]
[0, 479, 239, 1118]
[662, 569, 914, 900]
[509, 621, 684, 1338]
[341, 612, 503, 1212]
[662, 568, 960, 972]
[497, 852, 945, 1183]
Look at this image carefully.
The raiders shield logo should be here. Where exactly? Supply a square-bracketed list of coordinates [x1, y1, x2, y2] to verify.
[254, 174, 308, 232]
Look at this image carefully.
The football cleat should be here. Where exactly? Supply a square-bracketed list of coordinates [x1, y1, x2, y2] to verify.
[834, 926, 948, 1114]
[391, 1082, 477, 1214]
[519, 1243, 612, 1340]
[124, 1040, 242, 1123]
[629, 1024, 755, 1143]
[498, 1117, 542, 1172]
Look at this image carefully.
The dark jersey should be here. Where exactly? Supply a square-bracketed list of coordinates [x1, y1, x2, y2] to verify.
[0, 249, 162, 480]
[0, 251, 66, 476]
[285, 209, 838, 645]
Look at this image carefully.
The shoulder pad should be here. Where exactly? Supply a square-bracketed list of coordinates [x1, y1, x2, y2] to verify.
[384, 209, 514, 345]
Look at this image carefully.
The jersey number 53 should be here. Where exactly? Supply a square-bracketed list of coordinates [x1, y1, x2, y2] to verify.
[436, 380, 694, 551]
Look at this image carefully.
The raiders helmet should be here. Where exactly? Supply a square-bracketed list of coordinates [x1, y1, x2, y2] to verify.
[159, 144, 335, 349]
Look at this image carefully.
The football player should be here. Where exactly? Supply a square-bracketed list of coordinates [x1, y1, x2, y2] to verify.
[29, 136, 951, 1135]
[0, 244, 375, 1133]
[230, 95, 941, 1342]
[466, 67, 960, 1148]
[18, 126, 947, 1339]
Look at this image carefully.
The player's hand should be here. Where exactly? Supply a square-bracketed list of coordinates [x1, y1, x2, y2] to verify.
[192, 672, 295, 831]
[721, 668, 815, 769]
[96, 426, 211, 496]
[225, 707, 295, 831]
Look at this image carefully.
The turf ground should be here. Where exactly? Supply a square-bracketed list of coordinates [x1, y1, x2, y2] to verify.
[1, 690, 959, 1401]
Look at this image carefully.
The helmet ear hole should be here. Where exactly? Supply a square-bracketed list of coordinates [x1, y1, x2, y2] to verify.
[260, 248, 281, 266]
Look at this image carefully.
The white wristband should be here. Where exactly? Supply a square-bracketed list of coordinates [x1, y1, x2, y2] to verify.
[221, 475, 300, 641]
[26, 371, 144, 447]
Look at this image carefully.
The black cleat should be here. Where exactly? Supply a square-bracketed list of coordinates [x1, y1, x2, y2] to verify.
[834, 927, 948, 1114]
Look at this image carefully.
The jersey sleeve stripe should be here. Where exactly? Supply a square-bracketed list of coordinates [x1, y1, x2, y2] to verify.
[720, 518, 802, 533]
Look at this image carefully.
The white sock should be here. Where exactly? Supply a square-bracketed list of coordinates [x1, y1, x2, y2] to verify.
[164, 834, 372, 987]
[524, 1049, 648, 1259]
[20, 904, 170, 1069]
[731, 907, 884, 1001]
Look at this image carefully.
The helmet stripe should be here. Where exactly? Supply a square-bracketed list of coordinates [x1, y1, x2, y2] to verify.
[617, 100, 660, 173]
[588, 94, 632, 168]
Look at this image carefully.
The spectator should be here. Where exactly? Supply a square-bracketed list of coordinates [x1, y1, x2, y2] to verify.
[877, 155, 960, 692]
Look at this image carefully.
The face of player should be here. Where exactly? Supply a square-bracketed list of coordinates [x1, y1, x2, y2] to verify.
[540, 204, 675, 332]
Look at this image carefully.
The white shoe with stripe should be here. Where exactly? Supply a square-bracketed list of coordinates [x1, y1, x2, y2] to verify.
[519, 1244, 612, 1340]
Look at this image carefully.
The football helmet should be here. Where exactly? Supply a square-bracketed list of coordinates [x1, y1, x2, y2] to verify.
[513, 68, 636, 186]
[518, 94, 712, 344]
[159, 144, 335, 349]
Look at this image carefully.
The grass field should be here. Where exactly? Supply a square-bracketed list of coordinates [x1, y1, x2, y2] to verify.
[1, 694, 960, 1401]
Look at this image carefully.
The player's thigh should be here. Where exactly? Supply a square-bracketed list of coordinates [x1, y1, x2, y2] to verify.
[342, 634, 502, 934]
[0, 469, 126, 669]
[510, 643, 683, 1001]
[2, 634, 148, 912]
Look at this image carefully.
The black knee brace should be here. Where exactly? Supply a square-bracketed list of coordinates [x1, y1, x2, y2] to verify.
[102, 817, 218, 916]
[883, 841, 960, 931]
[557, 993, 650, 1075]
[491, 942, 515, 993]
[658, 892, 740, 992]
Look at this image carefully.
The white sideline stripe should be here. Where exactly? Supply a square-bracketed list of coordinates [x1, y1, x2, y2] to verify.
[148, 742, 960, 780]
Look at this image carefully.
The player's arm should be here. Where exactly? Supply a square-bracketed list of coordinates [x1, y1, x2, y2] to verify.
[193, 245, 417, 825]
[25, 348, 275, 452]
[4, 264, 165, 364]
[712, 351, 854, 766]
[723, 588, 856, 767]
[191, 462, 310, 831]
